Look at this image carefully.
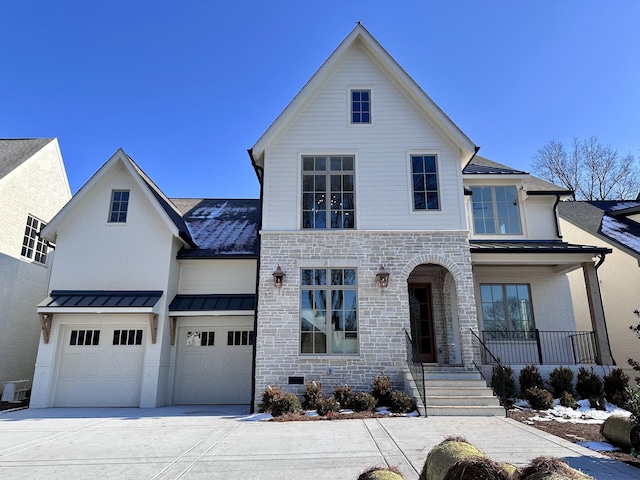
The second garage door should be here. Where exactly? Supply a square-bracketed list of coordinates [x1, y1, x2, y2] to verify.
[174, 320, 253, 404]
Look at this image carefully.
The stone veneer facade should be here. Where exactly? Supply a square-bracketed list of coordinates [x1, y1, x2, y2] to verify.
[253, 230, 480, 409]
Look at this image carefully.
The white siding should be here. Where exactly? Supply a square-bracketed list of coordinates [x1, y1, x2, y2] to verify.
[178, 259, 256, 294]
[48, 165, 176, 292]
[472, 266, 577, 332]
[262, 43, 466, 232]
[561, 219, 640, 379]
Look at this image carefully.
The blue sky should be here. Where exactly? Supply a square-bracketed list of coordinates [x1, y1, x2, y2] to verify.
[2, 1, 639, 198]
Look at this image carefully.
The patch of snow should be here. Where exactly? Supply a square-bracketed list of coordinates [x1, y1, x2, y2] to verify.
[514, 398, 631, 424]
[601, 215, 640, 253]
[576, 441, 621, 452]
[238, 413, 272, 422]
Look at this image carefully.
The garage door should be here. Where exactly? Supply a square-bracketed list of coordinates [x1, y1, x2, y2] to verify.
[174, 321, 253, 404]
[54, 326, 145, 407]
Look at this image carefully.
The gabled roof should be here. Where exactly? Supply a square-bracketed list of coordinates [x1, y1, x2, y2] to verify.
[41, 149, 195, 248]
[0, 138, 54, 181]
[464, 155, 571, 195]
[558, 200, 640, 257]
[249, 24, 476, 174]
[172, 198, 260, 258]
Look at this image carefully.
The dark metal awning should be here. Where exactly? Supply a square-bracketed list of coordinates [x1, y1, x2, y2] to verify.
[470, 240, 611, 255]
[169, 294, 256, 313]
[38, 290, 163, 312]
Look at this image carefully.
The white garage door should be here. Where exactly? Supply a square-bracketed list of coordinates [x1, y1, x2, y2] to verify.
[54, 326, 145, 407]
[174, 321, 253, 404]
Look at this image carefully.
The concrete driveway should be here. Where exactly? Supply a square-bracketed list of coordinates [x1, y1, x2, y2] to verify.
[0, 406, 638, 479]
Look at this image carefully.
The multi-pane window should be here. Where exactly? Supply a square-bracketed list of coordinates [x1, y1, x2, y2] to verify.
[70, 330, 100, 346]
[227, 330, 253, 346]
[300, 268, 358, 355]
[411, 155, 439, 210]
[471, 186, 522, 234]
[480, 284, 534, 339]
[112, 329, 143, 345]
[186, 331, 215, 346]
[21, 215, 49, 264]
[302, 156, 355, 229]
[109, 190, 129, 223]
[351, 89, 370, 124]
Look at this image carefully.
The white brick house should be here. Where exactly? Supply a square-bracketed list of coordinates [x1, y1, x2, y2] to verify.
[31, 25, 615, 412]
[0, 138, 71, 397]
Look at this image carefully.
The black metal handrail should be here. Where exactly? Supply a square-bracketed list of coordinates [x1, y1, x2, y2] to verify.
[469, 329, 509, 408]
[481, 330, 597, 365]
[404, 329, 426, 414]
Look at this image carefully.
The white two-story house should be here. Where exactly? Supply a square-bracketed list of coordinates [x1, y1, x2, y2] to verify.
[0, 138, 71, 398]
[31, 25, 613, 413]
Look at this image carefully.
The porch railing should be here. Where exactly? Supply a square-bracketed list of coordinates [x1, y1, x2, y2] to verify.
[404, 329, 426, 412]
[481, 330, 597, 365]
[469, 329, 509, 407]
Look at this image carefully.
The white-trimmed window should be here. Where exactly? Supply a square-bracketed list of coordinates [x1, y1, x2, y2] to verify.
[411, 154, 440, 210]
[350, 89, 371, 124]
[21, 214, 49, 264]
[70, 329, 101, 346]
[109, 190, 130, 223]
[471, 186, 522, 234]
[113, 329, 143, 345]
[300, 268, 358, 355]
[480, 284, 534, 339]
[186, 331, 215, 346]
[302, 156, 355, 229]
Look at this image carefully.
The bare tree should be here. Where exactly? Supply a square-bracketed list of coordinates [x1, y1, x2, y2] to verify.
[531, 137, 640, 201]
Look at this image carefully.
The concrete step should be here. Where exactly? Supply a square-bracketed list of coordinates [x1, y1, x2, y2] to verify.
[424, 405, 506, 416]
[425, 395, 501, 407]
[423, 379, 488, 388]
[425, 386, 495, 397]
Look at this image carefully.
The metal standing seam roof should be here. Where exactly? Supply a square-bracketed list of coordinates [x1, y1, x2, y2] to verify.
[169, 294, 256, 312]
[469, 240, 611, 255]
[40, 291, 163, 308]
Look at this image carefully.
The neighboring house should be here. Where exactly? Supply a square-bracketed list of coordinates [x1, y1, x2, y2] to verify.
[559, 200, 640, 379]
[31, 150, 259, 408]
[0, 138, 71, 397]
[32, 25, 614, 413]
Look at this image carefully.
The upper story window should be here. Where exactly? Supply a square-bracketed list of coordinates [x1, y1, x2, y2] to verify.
[471, 186, 522, 234]
[411, 155, 440, 210]
[480, 284, 534, 339]
[109, 190, 129, 223]
[21, 214, 49, 264]
[300, 268, 358, 355]
[302, 156, 355, 229]
[351, 89, 371, 124]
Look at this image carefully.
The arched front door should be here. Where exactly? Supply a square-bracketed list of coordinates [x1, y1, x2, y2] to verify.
[408, 283, 436, 363]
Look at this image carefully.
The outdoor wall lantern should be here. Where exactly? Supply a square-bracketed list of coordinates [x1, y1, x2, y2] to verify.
[376, 264, 390, 288]
[272, 264, 286, 288]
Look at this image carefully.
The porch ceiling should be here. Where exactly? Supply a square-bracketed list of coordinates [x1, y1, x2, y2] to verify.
[470, 240, 611, 273]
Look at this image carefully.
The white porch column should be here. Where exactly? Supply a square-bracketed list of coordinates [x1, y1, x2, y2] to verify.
[582, 262, 614, 365]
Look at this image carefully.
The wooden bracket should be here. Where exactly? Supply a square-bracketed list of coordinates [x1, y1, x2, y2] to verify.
[170, 317, 177, 346]
[149, 313, 158, 344]
[39, 313, 53, 344]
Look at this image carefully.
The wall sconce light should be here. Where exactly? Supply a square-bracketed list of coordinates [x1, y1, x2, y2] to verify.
[272, 264, 286, 287]
[376, 264, 390, 288]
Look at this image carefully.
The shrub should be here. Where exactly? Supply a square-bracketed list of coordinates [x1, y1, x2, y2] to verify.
[258, 385, 283, 413]
[333, 384, 353, 410]
[526, 387, 554, 410]
[271, 392, 301, 417]
[519, 364, 544, 395]
[371, 372, 393, 407]
[491, 364, 516, 403]
[388, 390, 414, 413]
[604, 368, 630, 407]
[548, 367, 574, 397]
[302, 380, 323, 410]
[351, 392, 378, 412]
[316, 396, 340, 416]
[625, 386, 640, 427]
[589, 395, 606, 411]
[559, 391, 579, 410]
[575, 367, 603, 399]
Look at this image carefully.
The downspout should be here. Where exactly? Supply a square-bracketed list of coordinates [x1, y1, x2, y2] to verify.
[248, 148, 264, 413]
[593, 251, 615, 365]
[553, 193, 562, 239]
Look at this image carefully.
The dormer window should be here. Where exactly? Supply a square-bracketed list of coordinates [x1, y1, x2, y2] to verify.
[109, 190, 129, 223]
[351, 89, 371, 124]
[471, 186, 522, 234]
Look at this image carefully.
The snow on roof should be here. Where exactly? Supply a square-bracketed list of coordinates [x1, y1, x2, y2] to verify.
[600, 215, 640, 254]
[173, 199, 260, 258]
